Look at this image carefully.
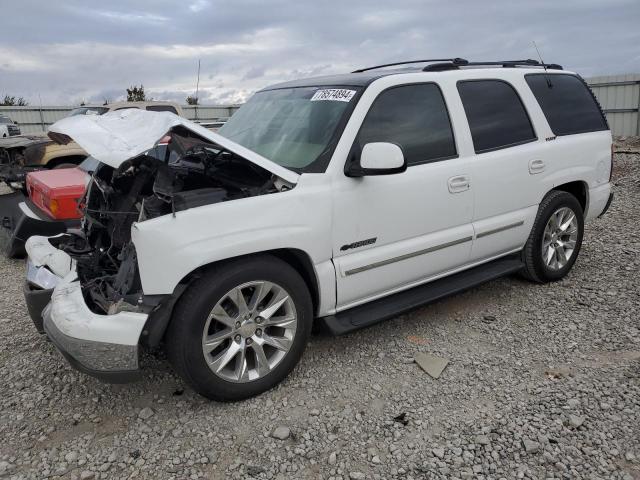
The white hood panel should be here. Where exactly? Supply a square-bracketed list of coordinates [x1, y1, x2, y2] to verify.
[47, 109, 299, 184]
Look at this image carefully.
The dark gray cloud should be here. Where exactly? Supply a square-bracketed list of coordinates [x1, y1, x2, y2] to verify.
[2, 0, 639, 105]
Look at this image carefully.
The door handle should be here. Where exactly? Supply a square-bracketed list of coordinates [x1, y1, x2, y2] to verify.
[448, 175, 470, 193]
[529, 159, 545, 174]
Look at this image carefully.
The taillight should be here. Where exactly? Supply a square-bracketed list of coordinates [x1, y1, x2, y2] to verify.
[49, 198, 60, 217]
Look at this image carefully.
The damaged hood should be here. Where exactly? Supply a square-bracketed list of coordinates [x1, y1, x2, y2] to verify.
[47, 109, 299, 184]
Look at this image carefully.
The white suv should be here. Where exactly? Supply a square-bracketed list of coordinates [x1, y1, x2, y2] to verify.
[24, 59, 613, 401]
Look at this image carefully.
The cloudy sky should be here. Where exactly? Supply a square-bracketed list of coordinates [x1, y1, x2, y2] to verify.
[2, 0, 639, 106]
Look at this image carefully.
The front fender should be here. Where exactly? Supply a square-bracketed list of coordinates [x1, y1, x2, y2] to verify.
[131, 175, 332, 296]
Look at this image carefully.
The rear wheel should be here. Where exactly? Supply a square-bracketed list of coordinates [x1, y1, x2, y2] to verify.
[166, 255, 313, 401]
[521, 190, 584, 283]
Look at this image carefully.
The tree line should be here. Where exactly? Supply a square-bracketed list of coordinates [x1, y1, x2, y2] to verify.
[2, 85, 200, 106]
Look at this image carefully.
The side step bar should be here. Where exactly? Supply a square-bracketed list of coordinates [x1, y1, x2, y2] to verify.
[320, 255, 523, 335]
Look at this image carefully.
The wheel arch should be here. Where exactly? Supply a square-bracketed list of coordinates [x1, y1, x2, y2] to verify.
[46, 155, 86, 168]
[142, 248, 322, 349]
[182, 249, 319, 311]
[550, 180, 588, 214]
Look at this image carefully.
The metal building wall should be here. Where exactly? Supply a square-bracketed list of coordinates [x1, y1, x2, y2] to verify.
[180, 105, 240, 122]
[586, 74, 640, 137]
[0, 105, 241, 135]
[0, 106, 75, 135]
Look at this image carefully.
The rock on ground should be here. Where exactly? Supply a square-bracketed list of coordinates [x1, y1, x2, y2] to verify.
[0, 152, 638, 479]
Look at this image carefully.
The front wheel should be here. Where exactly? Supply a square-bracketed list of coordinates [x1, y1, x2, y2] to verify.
[166, 255, 313, 401]
[521, 190, 584, 283]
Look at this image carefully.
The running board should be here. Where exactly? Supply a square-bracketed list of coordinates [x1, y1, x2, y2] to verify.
[320, 255, 523, 335]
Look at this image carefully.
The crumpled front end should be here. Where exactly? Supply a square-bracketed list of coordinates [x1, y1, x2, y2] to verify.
[49, 110, 296, 318]
[43, 273, 147, 383]
[25, 109, 297, 382]
[25, 235, 147, 382]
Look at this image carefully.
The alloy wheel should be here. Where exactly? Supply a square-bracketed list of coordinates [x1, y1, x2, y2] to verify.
[201, 281, 297, 383]
[542, 206, 579, 271]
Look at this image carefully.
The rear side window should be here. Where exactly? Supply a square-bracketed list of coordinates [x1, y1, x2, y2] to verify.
[525, 74, 608, 135]
[147, 105, 178, 114]
[458, 80, 536, 153]
[357, 84, 456, 166]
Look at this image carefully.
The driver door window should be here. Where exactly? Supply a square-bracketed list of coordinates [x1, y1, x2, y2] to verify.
[355, 84, 457, 166]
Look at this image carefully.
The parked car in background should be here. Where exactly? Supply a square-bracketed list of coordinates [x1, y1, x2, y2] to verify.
[0, 101, 183, 187]
[0, 115, 20, 137]
[0, 102, 183, 256]
[0, 138, 172, 258]
[24, 59, 613, 401]
[0, 157, 96, 257]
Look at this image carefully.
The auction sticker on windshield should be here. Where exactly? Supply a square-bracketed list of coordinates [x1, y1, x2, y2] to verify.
[311, 89, 356, 102]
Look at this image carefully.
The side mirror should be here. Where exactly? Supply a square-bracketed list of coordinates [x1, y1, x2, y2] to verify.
[13, 121, 18, 125]
[346, 142, 407, 177]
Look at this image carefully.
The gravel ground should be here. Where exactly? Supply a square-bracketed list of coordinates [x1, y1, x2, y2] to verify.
[1, 153, 639, 480]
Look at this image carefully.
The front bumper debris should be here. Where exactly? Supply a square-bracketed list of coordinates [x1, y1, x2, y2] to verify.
[43, 275, 148, 383]
[25, 235, 76, 277]
[24, 282, 53, 334]
[26, 235, 148, 383]
[23, 236, 75, 328]
[23, 258, 62, 332]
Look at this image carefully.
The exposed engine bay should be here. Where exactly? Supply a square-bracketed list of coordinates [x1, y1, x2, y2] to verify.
[57, 127, 293, 314]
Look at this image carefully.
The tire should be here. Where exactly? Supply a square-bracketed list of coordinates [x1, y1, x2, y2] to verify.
[166, 255, 313, 401]
[521, 190, 584, 283]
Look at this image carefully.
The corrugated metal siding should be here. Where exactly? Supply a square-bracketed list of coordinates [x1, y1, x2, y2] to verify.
[181, 105, 240, 122]
[0, 105, 240, 135]
[586, 74, 640, 136]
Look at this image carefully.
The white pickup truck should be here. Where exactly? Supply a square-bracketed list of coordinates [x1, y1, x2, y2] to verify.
[24, 58, 613, 401]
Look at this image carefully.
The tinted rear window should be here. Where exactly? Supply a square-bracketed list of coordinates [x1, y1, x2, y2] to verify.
[147, 105, 178, 114]
[458, 80, 536, 153]
[357, 83, 456, 165]
[525, 74, 608, 136]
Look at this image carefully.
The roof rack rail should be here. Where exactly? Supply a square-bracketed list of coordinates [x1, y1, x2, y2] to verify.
[422, 59, 563, 72]
[423, 60, 468, 72]
[352, 58, 469, 73]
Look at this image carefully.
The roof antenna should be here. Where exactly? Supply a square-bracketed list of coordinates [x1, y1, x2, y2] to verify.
[194, 58, 201, 121]
[533, 41, 553, 88]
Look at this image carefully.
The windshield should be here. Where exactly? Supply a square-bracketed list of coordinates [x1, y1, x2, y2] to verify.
[219, 86, 360, 172]
[69, 107, 109, 117]
[0, 116, 12, 124]
[78, 156, 100, 172]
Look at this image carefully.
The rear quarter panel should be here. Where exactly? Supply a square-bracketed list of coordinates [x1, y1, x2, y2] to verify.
[535, 130, 612, 218]
[511, 72, 612, 221]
